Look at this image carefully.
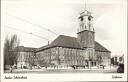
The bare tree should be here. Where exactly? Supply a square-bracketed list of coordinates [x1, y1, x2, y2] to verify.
[4, 34, 20, 70]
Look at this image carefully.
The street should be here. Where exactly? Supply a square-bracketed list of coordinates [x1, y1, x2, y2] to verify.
[5, 67, 118, 73]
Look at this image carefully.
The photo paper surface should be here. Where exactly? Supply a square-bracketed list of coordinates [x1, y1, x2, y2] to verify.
[1, 0, 127, 82]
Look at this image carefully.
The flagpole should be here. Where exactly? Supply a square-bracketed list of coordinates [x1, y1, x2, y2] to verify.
[85, 0, 87, 10]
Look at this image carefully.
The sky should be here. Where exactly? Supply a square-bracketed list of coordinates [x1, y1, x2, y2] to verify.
[1, 0, 127, 56]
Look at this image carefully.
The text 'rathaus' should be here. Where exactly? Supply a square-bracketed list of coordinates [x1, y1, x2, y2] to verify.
[14, 9, 111, 69]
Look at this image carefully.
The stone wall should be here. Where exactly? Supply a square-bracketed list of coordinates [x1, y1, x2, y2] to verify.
[35, 47, 111, 68]
[95, 51, 111, 66]
[17, 51, 35, 68]
[36, 47, 87, 67]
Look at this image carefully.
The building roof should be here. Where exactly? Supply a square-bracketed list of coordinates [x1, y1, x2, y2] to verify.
[37, 35, 110, 52]
[51, 35, 81, 49]
[95, 41, 110, 52]
[14, 46, 36, 52]
[36, 35, 82, 52]
[36, 45, 52, 51]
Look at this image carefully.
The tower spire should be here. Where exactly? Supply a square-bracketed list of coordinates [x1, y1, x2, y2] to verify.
[85, 0, 86, 10]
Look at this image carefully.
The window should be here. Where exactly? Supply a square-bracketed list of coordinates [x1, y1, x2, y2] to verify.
[94, 62, 96, 66]
[80, 16, 84, 21]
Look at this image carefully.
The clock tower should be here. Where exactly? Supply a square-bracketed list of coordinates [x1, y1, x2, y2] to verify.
[77, 10, 95, 48]
[77, 10, 95, 68]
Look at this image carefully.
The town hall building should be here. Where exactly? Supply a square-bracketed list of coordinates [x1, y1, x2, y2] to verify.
[16, 9, 111, 69]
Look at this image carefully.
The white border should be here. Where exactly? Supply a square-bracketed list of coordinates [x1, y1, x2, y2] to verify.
[1, 0, 127, 82]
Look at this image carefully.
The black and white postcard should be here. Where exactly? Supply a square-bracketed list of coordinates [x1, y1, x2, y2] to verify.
[1, 0, 127, 82]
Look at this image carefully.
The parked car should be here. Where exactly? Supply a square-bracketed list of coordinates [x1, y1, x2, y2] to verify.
[99, 65, 105, 69]
[117, 63, 124, 73]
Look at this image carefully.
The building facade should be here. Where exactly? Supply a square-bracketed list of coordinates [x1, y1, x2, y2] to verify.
[34, 10, 111, 69]
[16, 10, 111, 69]
[111, 55, 124, 66]
[16, 46, 36, 69]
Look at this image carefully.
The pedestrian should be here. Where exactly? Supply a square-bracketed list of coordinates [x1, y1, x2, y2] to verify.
[45, 66, 47, 69]
[9, 66, 12, 73]
[103, 65, 104, 69]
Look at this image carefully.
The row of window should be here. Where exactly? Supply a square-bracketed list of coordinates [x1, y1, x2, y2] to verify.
[43, 60, 87, 65]
[37, 49, 84, 57]
[17, 52, 35, 61]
